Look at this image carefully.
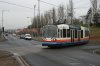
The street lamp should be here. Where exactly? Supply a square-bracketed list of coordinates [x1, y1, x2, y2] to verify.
[27, 17, 33, 36]
[1, 10, 9, 33]
[27, 17, 31, 29]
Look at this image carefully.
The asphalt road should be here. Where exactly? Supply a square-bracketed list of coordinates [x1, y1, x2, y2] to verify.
[0, 34, 100, 66]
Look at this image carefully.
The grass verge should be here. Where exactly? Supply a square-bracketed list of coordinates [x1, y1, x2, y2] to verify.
[32, 37, 42, 41]
[96, 50, 100, 54]
[90, 26, 100, 37]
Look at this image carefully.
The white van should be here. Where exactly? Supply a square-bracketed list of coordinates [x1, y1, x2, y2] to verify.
[24, 34, 32, 40]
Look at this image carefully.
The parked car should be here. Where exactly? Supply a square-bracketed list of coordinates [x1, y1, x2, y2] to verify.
[24, 34, 32, 40]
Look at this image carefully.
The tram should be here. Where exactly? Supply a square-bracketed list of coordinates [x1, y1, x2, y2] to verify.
[42, 24, 90, 47]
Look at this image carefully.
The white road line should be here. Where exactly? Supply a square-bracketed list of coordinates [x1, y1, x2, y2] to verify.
[63, 55, 80, 62]
[93, 49, 100, 54]
[13, 53, 29, 66]
[69, 62, 80, 65]
[89, 64, 96, 66]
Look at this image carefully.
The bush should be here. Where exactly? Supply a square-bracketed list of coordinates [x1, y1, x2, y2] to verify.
[96, 23, 100, 27]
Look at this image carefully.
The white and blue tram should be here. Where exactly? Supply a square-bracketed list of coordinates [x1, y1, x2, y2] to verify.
[42, 24, 90, 47]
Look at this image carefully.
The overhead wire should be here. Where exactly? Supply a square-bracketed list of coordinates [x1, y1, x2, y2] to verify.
[0, 0, 33, 9]
[0, 0, 47, 13]
[39, 0, 59, 7]
[0, 0, 90, 11]
[40, 0, 89, 9]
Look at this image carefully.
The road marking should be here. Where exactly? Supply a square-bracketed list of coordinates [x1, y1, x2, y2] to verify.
[69, 62, 80, 65]
[63, 55, 80, 62]
[89, 64, 96, 66]
[13, 53, 30, 66]
[32, 42, 41, 44]
[32, 42, 37, 44]
[93, 49, 100, 54]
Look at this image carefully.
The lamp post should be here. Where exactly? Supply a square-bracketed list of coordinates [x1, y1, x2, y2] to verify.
[27, 17, 33, 36]
[1, 10, 9, 33]
[27, 17, 31, 29]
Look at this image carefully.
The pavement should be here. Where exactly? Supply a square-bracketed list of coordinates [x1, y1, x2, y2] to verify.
[0, 34, 6, 42]
[0, 50, 20, 66]
[0, 34, 100, 66]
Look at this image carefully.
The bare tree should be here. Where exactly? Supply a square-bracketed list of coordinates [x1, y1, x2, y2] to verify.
[44, 11, 52, 25]
[31, 4, 67, 28]
[58, 5, 65, 23]
[52, 8, 56, 24]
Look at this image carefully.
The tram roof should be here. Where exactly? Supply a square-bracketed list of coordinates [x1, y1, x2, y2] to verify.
[42, 24, 88, 30]
[57, 24, 69, 29]
[57, 24, 82, 30]
[69, 25, 81, 30]
[81, 26, 89, 30]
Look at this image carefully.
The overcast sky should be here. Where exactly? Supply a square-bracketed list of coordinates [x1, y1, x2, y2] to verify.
[0, 0, 91, 29]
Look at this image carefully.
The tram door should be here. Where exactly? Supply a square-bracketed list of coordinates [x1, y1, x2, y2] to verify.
[71, 29, 75, 42]
[78, 30, 81, 41]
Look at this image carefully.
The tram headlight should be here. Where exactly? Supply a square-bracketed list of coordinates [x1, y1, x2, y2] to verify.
[51, 37, 56, 41]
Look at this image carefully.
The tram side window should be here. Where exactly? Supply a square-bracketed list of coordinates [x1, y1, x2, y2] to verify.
[63, 29, 66, 38]
[58, 29, 61, 38]
[67, 29, 70, 37]
[57, 29, 59, 38]
[75, 30, 77, 38]
[59, 29, 63, 38]
[81, 30, 83, 38]
[85, 31, 89, 37]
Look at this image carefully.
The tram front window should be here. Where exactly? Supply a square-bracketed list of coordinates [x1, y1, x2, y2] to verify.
[44, 30, 56, 38]
[42, 25, 57, 38]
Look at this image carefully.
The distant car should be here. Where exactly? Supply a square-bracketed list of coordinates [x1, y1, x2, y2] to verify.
[5, 33, 8, 36]
[24, 34, 32, 40]
[20, 34, 25, 39]
[12, 33, 16, 36]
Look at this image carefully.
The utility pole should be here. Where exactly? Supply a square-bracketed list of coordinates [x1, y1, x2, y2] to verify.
[69, 0, 74, 25]
[34, 5, 36, 37]
[2, 10, 4, 28]
[38, 0, 40, 27]
[1, 10, 4, 34]
[70, 0, 73, 25]
[34, 5, 36, 20]
[1, 10, 8, 33]
[38, 0, 40, 36]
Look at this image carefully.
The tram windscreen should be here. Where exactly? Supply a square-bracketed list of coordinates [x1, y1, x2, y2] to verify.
[42, 25, 57, 38]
